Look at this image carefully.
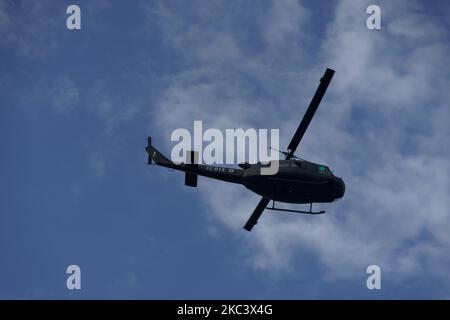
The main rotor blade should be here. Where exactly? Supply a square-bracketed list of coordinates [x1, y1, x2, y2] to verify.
[243, 197, 271, 232]
[286, 68, 335, 159]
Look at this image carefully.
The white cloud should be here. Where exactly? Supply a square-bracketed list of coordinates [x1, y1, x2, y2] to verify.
[22, 75, 79, 114]
[0, 1, 11, 31]
[90, 151, 107, 177]
[1, 1, 60, 59]
[86, 80, 140, 135]
[149, 0, 450, 289]
[263, 0, 310, 47]
[1, 1, 111, 59]
[51, 75, 80, 113]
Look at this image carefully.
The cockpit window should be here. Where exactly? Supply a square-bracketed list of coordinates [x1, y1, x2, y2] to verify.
[318, 165, 332, 176]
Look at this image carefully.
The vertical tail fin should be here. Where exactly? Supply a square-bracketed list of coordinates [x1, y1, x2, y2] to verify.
[145, 136, 173, 167]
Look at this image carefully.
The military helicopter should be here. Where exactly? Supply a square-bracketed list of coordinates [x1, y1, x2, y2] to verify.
[146, 68, 345, 231]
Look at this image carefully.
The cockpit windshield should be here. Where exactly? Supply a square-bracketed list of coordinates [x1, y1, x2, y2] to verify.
[318, 165, 333, 176]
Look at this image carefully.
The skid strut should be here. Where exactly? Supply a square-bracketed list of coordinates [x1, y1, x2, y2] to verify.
[266, 201, 325, 215]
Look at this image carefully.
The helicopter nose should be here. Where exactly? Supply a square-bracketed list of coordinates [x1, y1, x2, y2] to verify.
[333, 177, 345, 199]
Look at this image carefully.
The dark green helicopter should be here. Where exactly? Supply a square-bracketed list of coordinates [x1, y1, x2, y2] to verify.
[146, 68, 345, 231]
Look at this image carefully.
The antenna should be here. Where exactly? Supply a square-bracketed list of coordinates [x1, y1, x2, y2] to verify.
[270, 147, 302, 160]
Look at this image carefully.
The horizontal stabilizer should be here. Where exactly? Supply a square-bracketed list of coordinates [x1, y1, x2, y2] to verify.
[185, 172, 198, 187]
[185, 150, 198, 187]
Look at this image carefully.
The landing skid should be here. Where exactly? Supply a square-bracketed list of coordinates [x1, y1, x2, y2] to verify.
[266, 201, 325, 215]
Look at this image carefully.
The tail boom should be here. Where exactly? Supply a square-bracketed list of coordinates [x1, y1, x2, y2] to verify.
[146, 137, 244, 185]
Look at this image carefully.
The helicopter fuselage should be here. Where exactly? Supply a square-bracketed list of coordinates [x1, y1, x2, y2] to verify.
[242, 160, 345, 204]
[146, 144, 345, 204]
[146, 68, 342, 231]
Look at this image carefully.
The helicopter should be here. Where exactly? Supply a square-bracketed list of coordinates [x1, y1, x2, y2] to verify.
[146, 68, 345, 231]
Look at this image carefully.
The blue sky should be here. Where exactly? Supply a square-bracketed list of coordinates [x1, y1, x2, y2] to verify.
[1, 0, 449, 299]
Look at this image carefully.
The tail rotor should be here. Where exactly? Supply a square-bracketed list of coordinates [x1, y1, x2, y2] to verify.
[146, 137, 153, 164]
